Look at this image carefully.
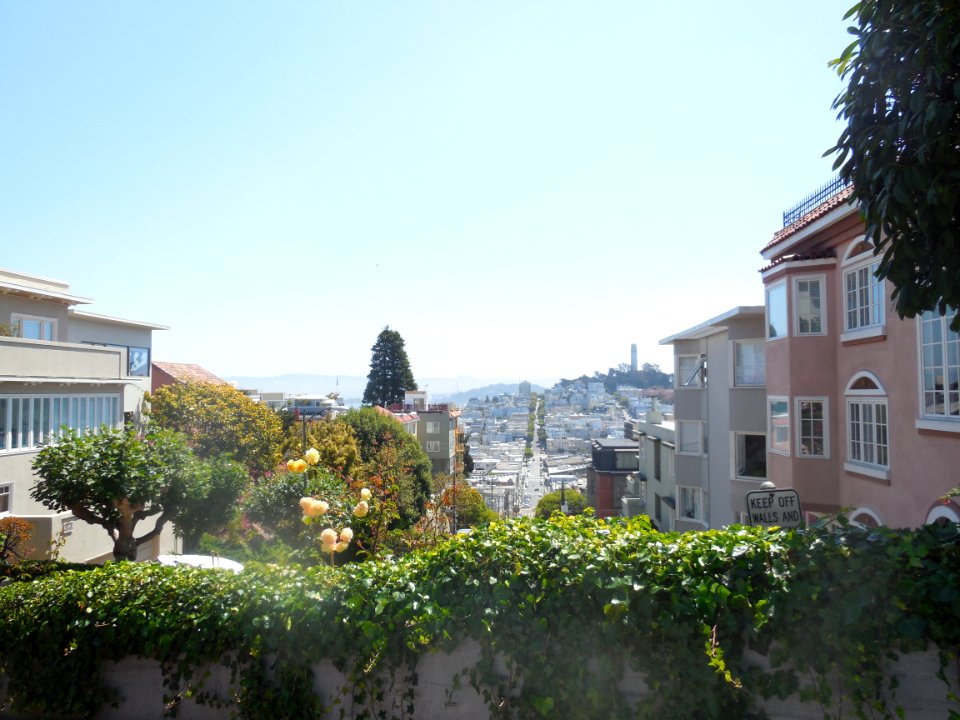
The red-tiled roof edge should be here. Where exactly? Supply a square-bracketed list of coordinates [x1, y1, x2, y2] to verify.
[762, 185, 857, 252]
[152, 361, 227, 384]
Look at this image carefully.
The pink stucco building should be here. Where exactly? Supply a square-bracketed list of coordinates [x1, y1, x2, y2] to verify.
[759, 183, 960, 527]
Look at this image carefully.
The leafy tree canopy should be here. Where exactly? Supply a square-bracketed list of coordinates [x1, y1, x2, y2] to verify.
[280, 417, 362, 476]
[31, 428, 199, 561]
[341, 407, 432, 525]
[362, 327, 417, 407]
[535, 488, 588, 519]
[149, 382, 282, 476]
[173, 458, 249, 554]
[439, 480, 497, 528]
[830, 0, 960, 328]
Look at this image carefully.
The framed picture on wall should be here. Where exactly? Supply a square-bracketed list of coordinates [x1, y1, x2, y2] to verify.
[128, 347, 150, 377]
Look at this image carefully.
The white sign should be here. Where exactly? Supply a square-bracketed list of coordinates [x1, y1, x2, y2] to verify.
[745, 488, 803, 529]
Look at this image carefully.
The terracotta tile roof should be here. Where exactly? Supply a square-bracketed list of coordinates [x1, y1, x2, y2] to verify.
[759, 248, 836, 274]
[763, 185, 857, 253]
[152, 362, 227, 385]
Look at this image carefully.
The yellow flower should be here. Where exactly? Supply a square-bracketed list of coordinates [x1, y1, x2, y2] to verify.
[300, 499, 329, 518]
[287, 458, 307, 474]
[339, 527, 354, 542]
[320, 528, 338, 546]
[334, 540, 350, 553]
[353, 500, 369, 518]
[304, 447, 320, 466]
[360, 488, 372, 501]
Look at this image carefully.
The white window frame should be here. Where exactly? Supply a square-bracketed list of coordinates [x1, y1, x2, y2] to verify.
[732, 339, 765, 387]
[676, 355, 704, 389]
[11, 313, 57, 341]
[917, 308, 960, 431]
[796, 397, 830, 458]
[425, 440, 441, 453]
[676, 420, 703, 455]
[767, 396, 790, 456]
[793, 274, 827, 336]
[0, 483, 11, 516]
[844, 372, 889, 479]
[732, 432, 767, 480]
[766, 281, 788, 340]
[425, 421, 441, 434]
[0, 393, 122, 454]
[841, 239, 885, 340]
[678, 486, 704, 522]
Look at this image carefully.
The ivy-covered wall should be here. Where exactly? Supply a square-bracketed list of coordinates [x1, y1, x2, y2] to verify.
[1, 515, 959, 720]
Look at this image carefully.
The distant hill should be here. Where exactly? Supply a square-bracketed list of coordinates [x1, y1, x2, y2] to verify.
[225, 375, 551, 405]
[432, 383, 546, 406]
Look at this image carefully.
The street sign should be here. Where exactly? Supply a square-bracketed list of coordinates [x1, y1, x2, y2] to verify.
[745, 488, 803, 529]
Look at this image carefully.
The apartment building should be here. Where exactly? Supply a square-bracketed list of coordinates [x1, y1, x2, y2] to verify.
[660, 306, 767, 529]
[759, 182, 960, 527]
[624, 400, 678, 530]
[585, 438, 639, 519]
[0, 268, 171, 561]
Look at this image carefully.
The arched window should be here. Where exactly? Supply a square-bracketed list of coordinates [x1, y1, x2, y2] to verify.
[850, 507, 882, 528]
[925, 503, 960, 526]
[845, 372, 889, 473]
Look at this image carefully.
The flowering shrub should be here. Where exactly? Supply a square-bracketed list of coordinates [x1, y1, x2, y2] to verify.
[292, 448, 378, 566]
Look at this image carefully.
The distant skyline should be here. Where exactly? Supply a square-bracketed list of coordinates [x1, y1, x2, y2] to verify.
[1, 2, 851, 382]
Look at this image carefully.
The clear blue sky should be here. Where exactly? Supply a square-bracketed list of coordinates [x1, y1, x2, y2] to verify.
[0, 2, 851, 386]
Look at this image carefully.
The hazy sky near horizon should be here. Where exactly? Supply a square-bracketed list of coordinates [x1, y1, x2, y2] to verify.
[1, 2, 851, 386]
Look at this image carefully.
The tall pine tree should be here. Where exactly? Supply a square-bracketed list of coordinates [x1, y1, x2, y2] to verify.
[362, 327, 417, 407]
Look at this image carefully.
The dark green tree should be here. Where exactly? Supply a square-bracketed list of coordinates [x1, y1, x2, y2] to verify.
[173, 458, 249, 553]
[830, 0, 960, 329]
[534, 488, 588, 519]
[362, 327, 417, 407]
[341, 407, 432, 525]
[31, 428, 199, 561]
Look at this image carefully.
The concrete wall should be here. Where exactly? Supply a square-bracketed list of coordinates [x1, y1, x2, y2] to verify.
[12, 643, 953, 720]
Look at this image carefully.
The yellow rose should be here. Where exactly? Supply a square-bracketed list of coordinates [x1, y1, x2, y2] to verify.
[359, 488, 372, 501]
[353, 500, 369, 518]
[334, 540, 350, 553]
[339, 527, 354, 542]
[287, 459, 307, 474]
[304, 448, 320, 466]
[320, 528, 338, 546]
[301, 499, 328, 518]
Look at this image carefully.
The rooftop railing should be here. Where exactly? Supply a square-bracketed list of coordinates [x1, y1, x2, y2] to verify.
[782, 174, 852, 227]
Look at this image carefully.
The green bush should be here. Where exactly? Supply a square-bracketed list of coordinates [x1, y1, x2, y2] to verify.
[0, 516, 958, 719]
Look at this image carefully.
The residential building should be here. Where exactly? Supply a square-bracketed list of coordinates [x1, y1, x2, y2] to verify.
[660, 307, 767, 529]
[585, 438, 638, 518]
[623, 400, 678, 530]
[400, 391, 462, 477]
[1, 268, 171, 562]
[759, 180, 960, 527]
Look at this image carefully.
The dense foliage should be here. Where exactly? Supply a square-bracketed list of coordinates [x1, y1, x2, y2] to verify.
[341, 408, 432, 526]
[362, 326, 417, 407]
[534, 488, 587, 518]
[830, 0, 960, 329]
[149, 382, 283, 475]
[2, 516, 958, 719]
[31, 428, 198, 561]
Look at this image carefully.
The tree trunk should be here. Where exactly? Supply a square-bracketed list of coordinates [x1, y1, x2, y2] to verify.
[113, 533, 138, 562]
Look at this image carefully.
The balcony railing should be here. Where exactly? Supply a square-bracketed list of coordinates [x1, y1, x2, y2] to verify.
[782, 174, 852, 227]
